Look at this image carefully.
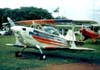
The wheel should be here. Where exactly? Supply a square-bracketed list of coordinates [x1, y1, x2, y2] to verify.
[15, 51, 23, 57]
[40, 54, 46, 60]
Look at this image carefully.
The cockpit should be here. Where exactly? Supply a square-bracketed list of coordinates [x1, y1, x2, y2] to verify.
[42, 26, 60, 36]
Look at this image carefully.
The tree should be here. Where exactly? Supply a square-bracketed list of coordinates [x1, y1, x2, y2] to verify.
[0, 7, 54, 28]
[0, 8, 3, 29]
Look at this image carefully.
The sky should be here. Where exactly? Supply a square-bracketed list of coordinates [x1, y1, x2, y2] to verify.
[0, 0, 100, 23]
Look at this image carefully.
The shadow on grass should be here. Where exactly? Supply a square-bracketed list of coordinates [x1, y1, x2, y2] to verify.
[16, 51, 100, 64]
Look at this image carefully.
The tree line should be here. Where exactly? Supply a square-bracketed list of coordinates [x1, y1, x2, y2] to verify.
[0, 7, 53, 29]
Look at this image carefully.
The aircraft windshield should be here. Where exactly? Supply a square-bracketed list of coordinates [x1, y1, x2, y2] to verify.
[42, 26, 60, 36]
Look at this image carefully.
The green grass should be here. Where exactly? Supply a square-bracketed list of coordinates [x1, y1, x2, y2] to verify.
[0, 35, 100, 70]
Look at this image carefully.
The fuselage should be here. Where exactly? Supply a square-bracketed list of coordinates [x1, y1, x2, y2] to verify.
[11, 26, 67, 48]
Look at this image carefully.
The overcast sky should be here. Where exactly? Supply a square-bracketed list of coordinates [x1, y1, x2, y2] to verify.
[0, 0, 100, 22]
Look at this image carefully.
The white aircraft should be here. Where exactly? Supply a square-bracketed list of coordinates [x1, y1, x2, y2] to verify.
[6, 17, 95, 60]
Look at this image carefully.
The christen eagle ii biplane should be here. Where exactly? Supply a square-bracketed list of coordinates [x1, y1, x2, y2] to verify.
[7, 17, 94, 60]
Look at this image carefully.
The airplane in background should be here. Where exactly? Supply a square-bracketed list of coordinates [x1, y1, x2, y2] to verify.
[6, 17, 95, 60]
[80, 24, 100, 43]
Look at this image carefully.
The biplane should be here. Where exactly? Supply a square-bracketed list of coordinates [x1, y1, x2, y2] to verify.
[7, 17, 94, 60]
[80, 24, 100, 43]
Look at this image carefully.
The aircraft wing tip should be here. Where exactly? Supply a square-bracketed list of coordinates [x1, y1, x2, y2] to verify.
[69, 47, 95, 51]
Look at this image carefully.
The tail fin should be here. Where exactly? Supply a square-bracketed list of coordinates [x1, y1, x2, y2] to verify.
[65, 29, 76, 41]
[7, 17, 15, 26]
[7, 17, 24, 46]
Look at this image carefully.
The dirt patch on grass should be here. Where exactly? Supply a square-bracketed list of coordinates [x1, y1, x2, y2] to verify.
[23, 63, 100, 70]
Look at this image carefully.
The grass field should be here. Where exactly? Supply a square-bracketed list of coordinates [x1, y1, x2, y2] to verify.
[0, 35, 100, 70]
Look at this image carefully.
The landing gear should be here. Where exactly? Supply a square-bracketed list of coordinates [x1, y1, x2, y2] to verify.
[40, 54, 46, 60]
[15, 45, 46, 60]
[15, 51, 23, 57]
[15, 46, 26, 57]
[36, 45, 46, 60]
